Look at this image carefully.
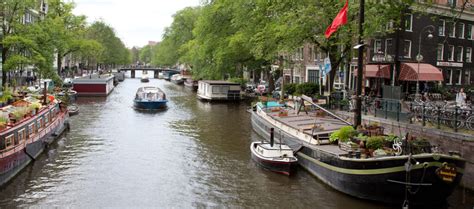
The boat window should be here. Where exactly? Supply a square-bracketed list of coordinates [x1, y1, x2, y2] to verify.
[45, 113, 50, 123]
[18, 128, 25, 143]
[5, 134, 14, 148]
[28, 123, 35, 136]
[37, 118, 43, 130]
[0, 138, 5, 150]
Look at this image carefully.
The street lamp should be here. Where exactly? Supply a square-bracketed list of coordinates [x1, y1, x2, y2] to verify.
[416, 25, 435, 96]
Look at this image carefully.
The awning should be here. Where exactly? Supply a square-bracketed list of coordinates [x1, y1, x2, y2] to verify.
[354, 64, 390, 78]
[399, 63, 444, 81]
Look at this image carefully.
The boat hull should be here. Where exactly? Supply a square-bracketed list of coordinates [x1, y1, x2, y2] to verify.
[184, 82, 198, 91]
[250, 147, 297, 176]
[250, 111, 465, 205]
[133, 100, 167, 110]
[171, 79, 184, 85]
[0, 110, 69, 187]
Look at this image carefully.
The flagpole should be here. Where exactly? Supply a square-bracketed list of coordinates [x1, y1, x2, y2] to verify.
[354, 0, 365, 128]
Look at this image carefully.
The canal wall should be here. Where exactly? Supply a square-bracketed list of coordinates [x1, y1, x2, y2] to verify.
[336, 111, 474, 190]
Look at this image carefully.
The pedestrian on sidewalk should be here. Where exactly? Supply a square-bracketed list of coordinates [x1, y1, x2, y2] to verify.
[455, 88, 466, 107]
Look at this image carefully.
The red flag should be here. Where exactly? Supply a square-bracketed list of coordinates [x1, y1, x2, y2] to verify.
[325, 0, 348, 39]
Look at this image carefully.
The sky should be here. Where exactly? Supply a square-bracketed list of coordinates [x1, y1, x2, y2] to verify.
[71, 0, 201, 48]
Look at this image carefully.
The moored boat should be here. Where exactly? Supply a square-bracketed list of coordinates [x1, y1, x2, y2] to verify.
[140, 74, 149, 83]
[67, 104, 79, 116]
[184, 78, 198, 91]
[250, 128, 298, 176]
[197, 80, 241, 101]
[170, 74, 184, 85]
[0, 96, 69, 187]
[133, 86, 168, 110]
[57, 89, 78, 103]
[250, 95, 465, 206]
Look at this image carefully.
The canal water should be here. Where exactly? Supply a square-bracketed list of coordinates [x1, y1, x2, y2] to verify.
[0, 75, 473, 208]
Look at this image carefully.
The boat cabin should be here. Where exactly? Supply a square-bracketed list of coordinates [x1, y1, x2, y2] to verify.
[197, 80, 241, 101]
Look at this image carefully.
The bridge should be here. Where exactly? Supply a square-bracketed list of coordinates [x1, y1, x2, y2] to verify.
[118, 68, 179, 78]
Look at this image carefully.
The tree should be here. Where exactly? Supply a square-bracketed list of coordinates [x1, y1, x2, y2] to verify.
[1, 0, 37, 87]
[86, 21, 130, 69]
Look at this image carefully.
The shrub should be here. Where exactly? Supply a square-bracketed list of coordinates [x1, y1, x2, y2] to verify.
[228, 77, 247, 87]
[329, 126, 356, 143]
[366, 136, 385, 150]
[284, 83, 297, 95]
[295, 83, 319, 96]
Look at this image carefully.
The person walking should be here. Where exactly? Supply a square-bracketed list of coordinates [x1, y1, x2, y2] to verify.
[455, 88, 467, 107]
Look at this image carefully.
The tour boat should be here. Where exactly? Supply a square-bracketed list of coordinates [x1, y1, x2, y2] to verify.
[184, 78, 198, 91]
[140, 74, 149, 83]
[250, 95, 465, 206]
[0, 96, 69, 187]
[250, 129, 298, 176]
[133, 87, 168, 110]
[163, 70, 179, 81]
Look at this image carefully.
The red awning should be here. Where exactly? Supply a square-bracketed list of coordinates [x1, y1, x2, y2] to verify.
[354, 64, 390, 78]
[399, 63, 444, 81]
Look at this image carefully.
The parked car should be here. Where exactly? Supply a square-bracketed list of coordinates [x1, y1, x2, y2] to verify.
[255, 84, 269, 94]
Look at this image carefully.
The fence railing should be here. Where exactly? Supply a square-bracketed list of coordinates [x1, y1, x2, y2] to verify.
[331, 97, 474, 132]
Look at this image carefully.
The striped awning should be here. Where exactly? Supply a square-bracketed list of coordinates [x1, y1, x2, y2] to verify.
[399, 63, 444, 81]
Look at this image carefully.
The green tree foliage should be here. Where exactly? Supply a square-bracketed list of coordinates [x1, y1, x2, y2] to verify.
[86, 21, 130, 69]
[139, 45, 153, 66]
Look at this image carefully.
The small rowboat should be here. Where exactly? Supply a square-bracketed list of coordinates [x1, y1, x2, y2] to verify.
[67, 104, 79, 116]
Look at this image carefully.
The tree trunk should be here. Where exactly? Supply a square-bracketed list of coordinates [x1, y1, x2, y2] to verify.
[2, 47, 7, 88]
[57, 52, 63, 76]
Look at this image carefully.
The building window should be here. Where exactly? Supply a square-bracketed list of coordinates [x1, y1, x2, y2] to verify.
[468, 24, 473, 40]
[386, 20, 394, 31]
[448, 45, 455, 61]
[307, 69, 320, 84]
[438, 20, 445, 36]
[448, 22, 455, 37]
[445, 69, 453, 85]
[403, 40, 412, 58]
[448, 0, 456, 7]
[456, 46, 463, 62]
[458, 23, 465, 39]
[374, 39, 382, 54]
[385, 39, 393, 55]
[437, 44, 444, 60]
[405, 14, 413, 32]
[438, 20, 446, 36]
[466, 47, 472, 63]
[453, 70, 462, 85]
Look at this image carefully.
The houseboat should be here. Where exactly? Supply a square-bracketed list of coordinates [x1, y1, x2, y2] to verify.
[133, 86, 168, 110]
[250, 95, 465, 206]
[184, 78, 198, 91]
[197, 80, 241, 101]
[0, 96, 69, 187]
[72, 74, 115, 97]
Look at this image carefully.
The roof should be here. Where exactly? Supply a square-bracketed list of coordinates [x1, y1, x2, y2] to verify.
[199, 80, 240, 85]
[399, 63, 444, 81]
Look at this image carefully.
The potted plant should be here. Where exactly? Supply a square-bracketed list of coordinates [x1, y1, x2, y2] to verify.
[366, 136, 385, 156]
[330, 126, 357, 144]
[0, 116, 8, 130]
[30, 102, 42, 113]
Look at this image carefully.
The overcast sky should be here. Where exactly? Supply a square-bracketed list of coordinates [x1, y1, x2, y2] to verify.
[71, 0, 201, 48]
